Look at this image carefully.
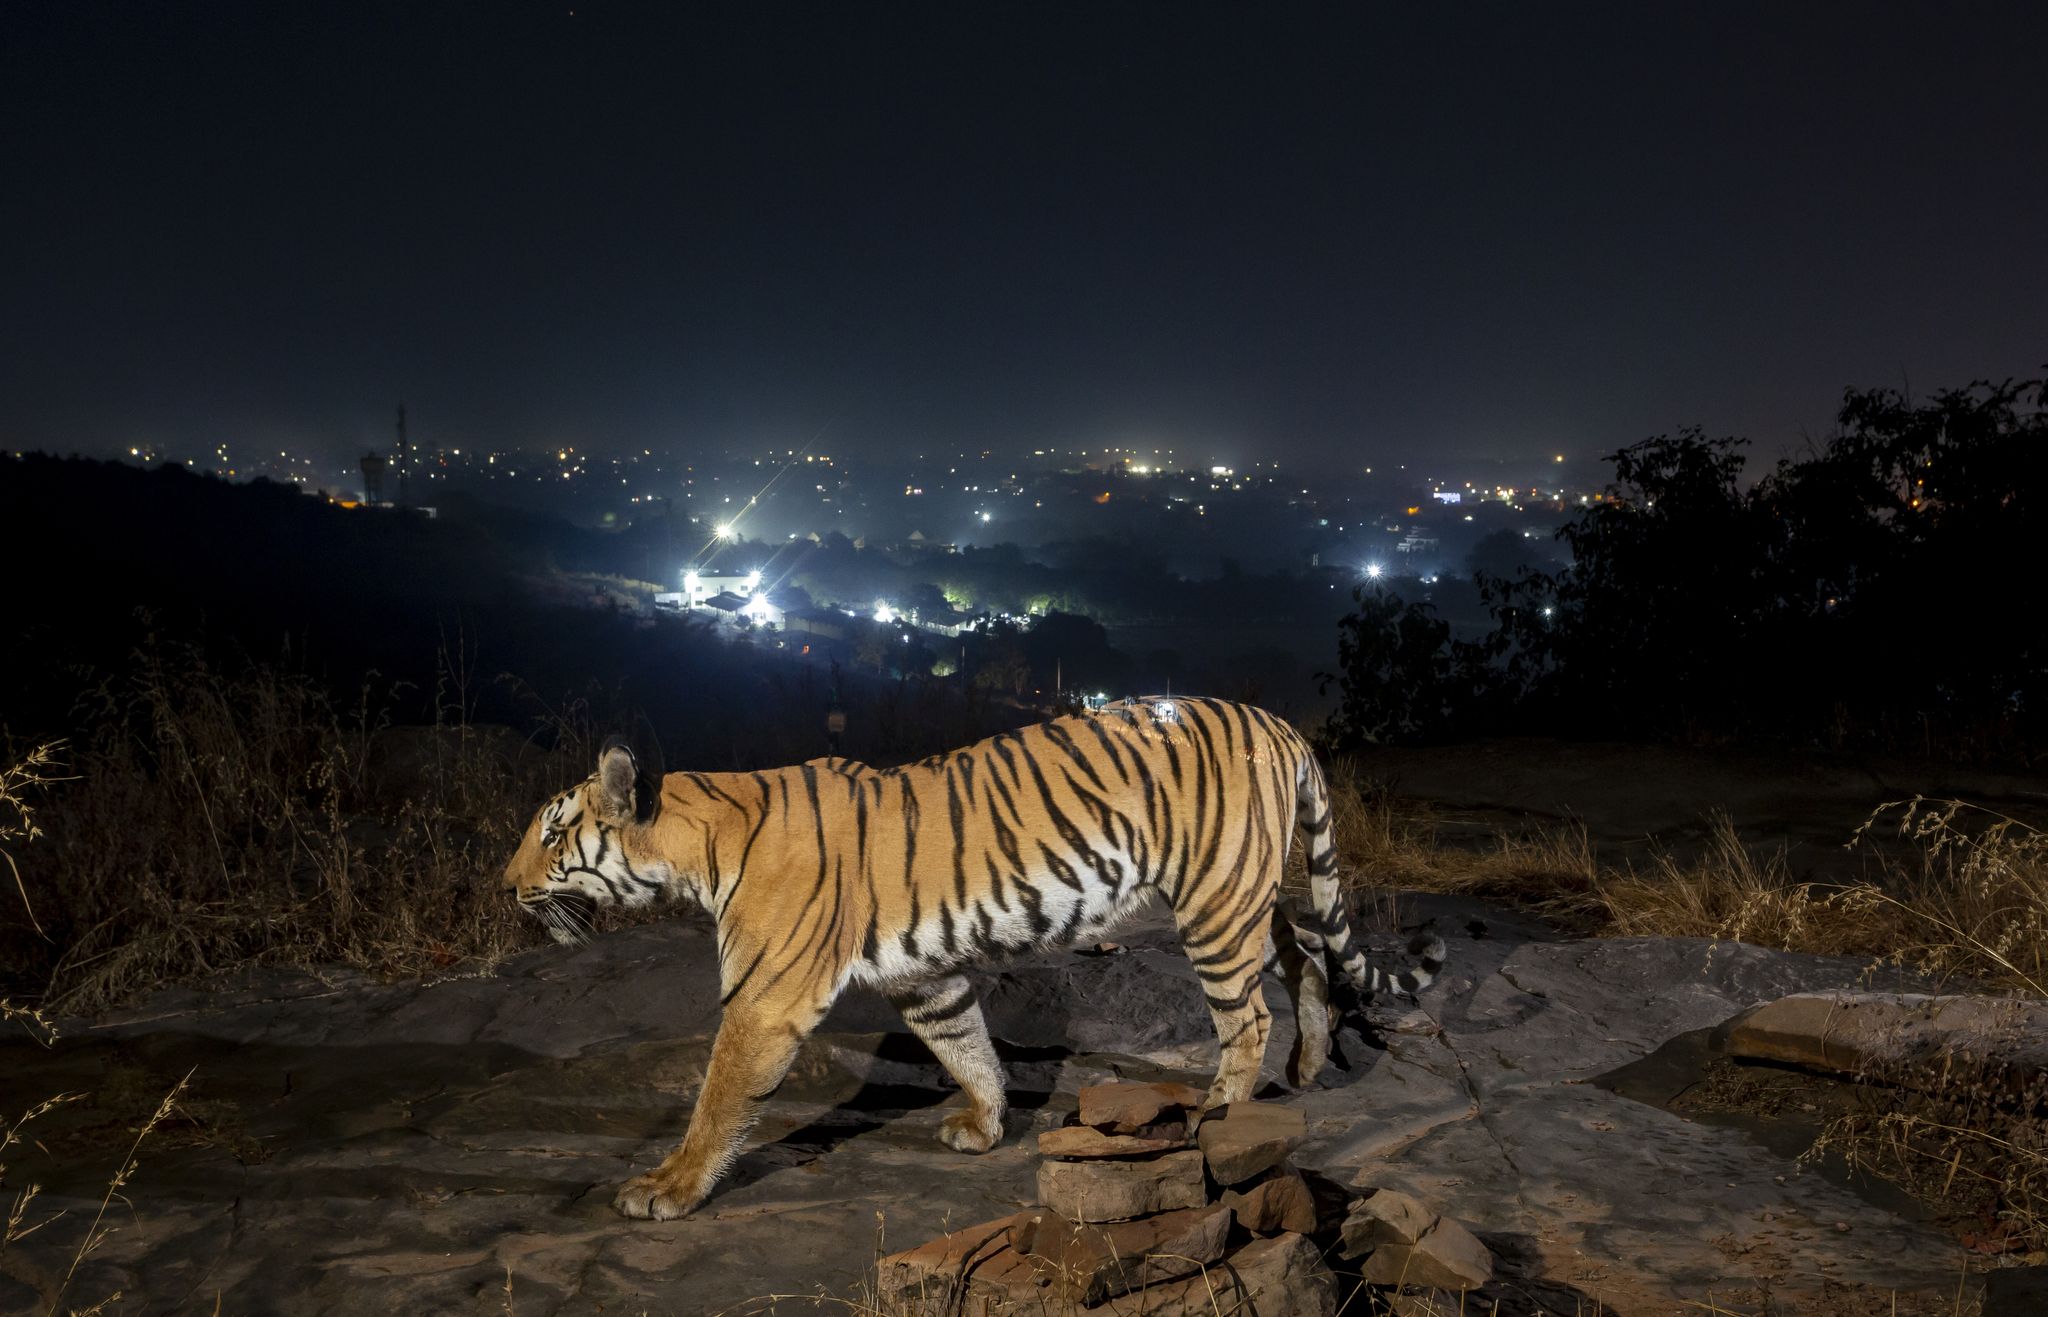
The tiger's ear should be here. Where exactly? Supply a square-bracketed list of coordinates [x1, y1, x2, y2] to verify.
[595, 737, 640, 824]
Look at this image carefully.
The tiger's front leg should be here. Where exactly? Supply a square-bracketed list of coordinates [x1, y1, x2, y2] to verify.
[889, 974, 1007, 1153]
[613, 997, 812, 1219]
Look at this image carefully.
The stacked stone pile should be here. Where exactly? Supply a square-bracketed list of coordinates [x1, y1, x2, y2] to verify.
[877, 1081, 1491, 1315]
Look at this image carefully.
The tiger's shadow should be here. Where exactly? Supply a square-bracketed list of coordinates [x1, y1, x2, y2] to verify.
[714, 1034, 1070, 1197]
[719, 1013, 1394, 1198]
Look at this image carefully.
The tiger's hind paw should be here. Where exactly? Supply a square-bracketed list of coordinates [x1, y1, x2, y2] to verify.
[937, 1108, 1002, 1154]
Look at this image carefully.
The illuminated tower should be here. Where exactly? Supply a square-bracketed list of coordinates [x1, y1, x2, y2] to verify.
[395, 405, 412, 508]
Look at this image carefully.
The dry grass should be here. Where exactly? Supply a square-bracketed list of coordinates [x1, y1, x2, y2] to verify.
[1324, 759, 2048, 996]
[2, 1071, 190, 1317]
[1, 639, 578, 1015]
[1321, 757, 1604, 932]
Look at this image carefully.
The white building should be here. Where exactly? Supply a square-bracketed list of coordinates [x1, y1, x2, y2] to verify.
[680, 569, 761, 607]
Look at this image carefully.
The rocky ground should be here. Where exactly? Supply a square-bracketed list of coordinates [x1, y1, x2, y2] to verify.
[3, 883, 2029, 1316]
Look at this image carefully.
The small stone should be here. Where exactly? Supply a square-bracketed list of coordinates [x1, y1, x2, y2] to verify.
[1194, 1101, 1306, 1185]
[1038, 1125, 1187, 1159]
[1012, 1203, 1230, 1304]
[1359, 1216, 1494, 1291]
[1222, 1170, 1319, 1235]
[1339, 1188, 1436, 1253]
[1089, 1231, 1336, 1317]
[1077, 1081, 1207, 1133]
[1038, 1148, 1207, 1223]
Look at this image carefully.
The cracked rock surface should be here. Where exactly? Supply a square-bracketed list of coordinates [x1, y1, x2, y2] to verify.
[0, 895, 1978, 1314]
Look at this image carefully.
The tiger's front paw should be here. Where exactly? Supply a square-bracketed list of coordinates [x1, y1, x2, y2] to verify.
[613, 1172, 701, 1220]
[937, 1107, 1002, 1154]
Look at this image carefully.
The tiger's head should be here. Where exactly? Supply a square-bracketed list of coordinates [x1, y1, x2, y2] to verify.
[502, 738, 673, 945]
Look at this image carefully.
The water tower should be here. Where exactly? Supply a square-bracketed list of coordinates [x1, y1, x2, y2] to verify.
[359, 450, 387, 504]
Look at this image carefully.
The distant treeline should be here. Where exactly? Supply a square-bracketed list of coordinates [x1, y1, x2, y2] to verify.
[1321, 375, 2047, 763]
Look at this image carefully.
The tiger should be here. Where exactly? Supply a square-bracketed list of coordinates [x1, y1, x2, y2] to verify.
[500, 695, 1445, 1220]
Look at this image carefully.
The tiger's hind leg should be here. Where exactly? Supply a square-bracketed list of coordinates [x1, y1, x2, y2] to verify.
[1264, 908, 1331, 1088]
[1175, 892, 1277, 1110]
[889, 974, 1006, 1153]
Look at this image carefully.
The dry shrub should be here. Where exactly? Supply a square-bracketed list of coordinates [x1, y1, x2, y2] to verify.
[1590, 812, 1849, 948]
[1, 639, 577, 1015]
[1593, 800, 2048, 996]
[1325, 753, 2048, 997]
[1811, 1057, 2048, 1260]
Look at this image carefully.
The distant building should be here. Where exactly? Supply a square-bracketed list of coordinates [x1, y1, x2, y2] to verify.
[701, 589, 789, 629]
[891, 530, 958, 555]
[921, 607, 979, 637]
[679, 569, 760, 606]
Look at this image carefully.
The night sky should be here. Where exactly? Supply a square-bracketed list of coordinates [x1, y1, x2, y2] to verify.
[4, 2, 2043, 473]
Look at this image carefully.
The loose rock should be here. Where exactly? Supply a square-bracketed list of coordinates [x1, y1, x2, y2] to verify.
[1012, 1203, 1230, 1303]
[1094, 1231, 1336, 1317]
[1039, 1148, 1208, 1222]
[1359, 1216, 1494, 1292]
[1221, 1169, 1318, 1235]
[1076, 1080, 1206, 1133]
[875, 1212, 1024, 1299]
[1038, 1125, 1187, 1159]
[1195, 1101, 1306, 1185]
[1340, 1190, 1494, 1292]
[1339, 1188, 1436, 1253]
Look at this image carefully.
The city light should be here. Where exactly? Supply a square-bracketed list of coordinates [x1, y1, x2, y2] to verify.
[744, 570, 761, 591]
[715, 523, 737, 541]
[873, 603, 894, 623]
[1365, 563, 1384, 580]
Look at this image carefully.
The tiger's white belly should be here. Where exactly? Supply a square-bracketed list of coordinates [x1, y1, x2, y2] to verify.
[851, 868, 1159, 988]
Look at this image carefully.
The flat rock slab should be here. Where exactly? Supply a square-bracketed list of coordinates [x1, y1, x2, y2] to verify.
[1721, 990, 2048, 1092]
[0, 900, 1993, 1312]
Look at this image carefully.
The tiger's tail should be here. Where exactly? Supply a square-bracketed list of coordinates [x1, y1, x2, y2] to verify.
[1294, 753, 1446, 1005]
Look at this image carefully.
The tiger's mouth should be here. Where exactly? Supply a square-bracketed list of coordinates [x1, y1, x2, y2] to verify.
[520, 891, 597, 946]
